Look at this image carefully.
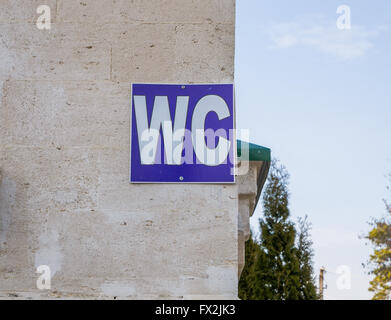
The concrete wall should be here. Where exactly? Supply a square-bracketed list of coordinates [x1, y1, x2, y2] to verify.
[0, 0, 236, 299]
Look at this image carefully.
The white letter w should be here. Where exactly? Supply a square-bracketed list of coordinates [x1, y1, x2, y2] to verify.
[134, 96, 189, 165]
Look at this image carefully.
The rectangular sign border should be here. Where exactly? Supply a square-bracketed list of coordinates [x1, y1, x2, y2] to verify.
[129, 83, 236, 184]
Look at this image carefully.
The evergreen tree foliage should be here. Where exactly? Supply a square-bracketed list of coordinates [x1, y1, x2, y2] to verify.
[239, 160, 318, 300]
[254, 160, 300, 299]
[296, 215, 318, 299]
[238, 235, 260, 300]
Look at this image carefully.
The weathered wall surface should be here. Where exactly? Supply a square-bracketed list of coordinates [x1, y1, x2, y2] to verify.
[0, 0, 236, 299]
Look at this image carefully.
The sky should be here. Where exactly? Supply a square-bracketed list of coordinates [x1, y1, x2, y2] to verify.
[235, 0, 391, 300]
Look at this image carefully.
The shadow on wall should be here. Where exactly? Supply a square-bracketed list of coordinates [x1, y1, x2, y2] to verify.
[0, 168, 17, 248]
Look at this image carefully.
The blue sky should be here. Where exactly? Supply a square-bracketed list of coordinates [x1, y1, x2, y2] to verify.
[236, 0, 391, 299]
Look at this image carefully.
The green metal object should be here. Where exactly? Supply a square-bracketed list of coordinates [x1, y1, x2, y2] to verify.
[237, 140, 271, 214]
[237, 140, 271, 162]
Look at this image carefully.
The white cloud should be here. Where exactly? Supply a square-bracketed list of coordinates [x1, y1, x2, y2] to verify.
[266, 20, 385, 60]
[274, 34, 298, 48]
[311, 226, 360, 249]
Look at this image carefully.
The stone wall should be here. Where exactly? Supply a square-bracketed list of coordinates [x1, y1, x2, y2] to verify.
[0, 0, 236, 299]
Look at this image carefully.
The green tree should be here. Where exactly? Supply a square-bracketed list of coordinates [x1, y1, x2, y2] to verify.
[296, 215, 318, 299]
[239, 160, 318, 300]
[238, 234, 261, 300]
[254, 160, 301, 299]
[366, 174, 391, 300]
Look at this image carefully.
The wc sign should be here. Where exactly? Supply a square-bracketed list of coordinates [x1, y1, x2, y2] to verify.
[130, 83, 235, 183]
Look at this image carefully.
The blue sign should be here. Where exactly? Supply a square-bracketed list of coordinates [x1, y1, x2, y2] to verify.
[130, 84, 235, 183]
